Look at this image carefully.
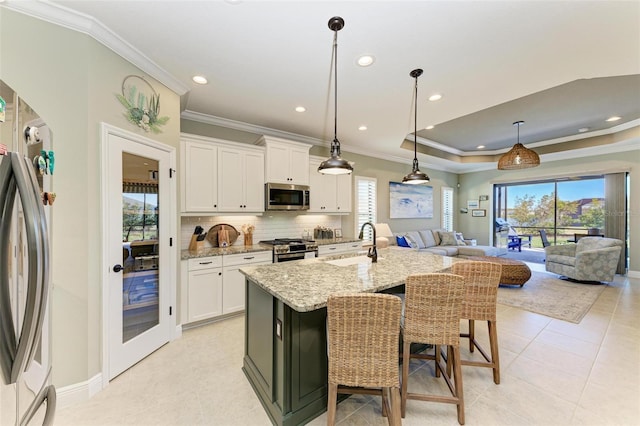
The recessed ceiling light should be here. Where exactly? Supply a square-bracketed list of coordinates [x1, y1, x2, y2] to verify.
[428, 94, 442, 101]
[477, 145, 485, 149]
[295, 106, 306, 113]
[357, 55, 375, 67]
[425, 125, 434, 130]
[358, 125, 367, 131]
[606, 116, 621, 122]
[578, 127, 590, 133]
[192, 75, 208, 85]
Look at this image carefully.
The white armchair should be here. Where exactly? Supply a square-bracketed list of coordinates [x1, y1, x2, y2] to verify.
[545, 237, 623, 282]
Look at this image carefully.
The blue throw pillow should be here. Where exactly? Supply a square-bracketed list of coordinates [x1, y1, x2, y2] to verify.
[396, 236, 410, 247]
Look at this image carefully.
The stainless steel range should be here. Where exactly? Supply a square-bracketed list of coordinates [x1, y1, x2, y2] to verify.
[259, 238, 319, 263]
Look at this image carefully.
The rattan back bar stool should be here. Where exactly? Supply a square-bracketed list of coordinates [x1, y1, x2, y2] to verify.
[451, 261, 502, 384]
[327, 293, 403, 426]
[401, 273, 466, 425]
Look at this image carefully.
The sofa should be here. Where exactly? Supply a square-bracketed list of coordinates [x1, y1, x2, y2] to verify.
[393, 229, 507, 258]
[544, 236, 623, 282]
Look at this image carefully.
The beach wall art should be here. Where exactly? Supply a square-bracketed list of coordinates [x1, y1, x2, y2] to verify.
[389, 181, 433, 219]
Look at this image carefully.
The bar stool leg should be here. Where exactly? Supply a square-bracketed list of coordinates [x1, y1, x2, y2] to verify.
[488, 321, 500, 384]
[327, 383, 338, 425]
[401, 341, 410, 418]
[468, 320, 475, 353]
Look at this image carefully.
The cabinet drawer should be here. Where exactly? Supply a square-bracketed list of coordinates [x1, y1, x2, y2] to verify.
[223, 251, 272, 267]
[188, 256, 223, 271]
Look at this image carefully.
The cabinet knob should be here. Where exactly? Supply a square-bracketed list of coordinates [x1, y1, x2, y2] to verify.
[218, 272, 222, 276]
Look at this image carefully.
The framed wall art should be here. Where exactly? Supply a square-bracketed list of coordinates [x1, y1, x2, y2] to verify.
[471, 209, 486, 217]
[389, 181, 433, 219]
[467, 199, 479, 209]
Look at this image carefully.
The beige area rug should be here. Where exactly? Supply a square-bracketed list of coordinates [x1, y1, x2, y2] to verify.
[497, 271, 606, 323]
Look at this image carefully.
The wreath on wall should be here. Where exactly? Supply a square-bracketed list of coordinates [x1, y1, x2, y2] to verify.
[116, 75, 169, 134]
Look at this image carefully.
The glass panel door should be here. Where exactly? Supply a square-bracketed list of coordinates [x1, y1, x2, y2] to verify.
[122, 153, 159, 343]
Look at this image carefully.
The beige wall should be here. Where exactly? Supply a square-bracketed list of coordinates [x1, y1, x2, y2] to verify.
[457, 149, 640, 273]
[0, 9, 181, 386]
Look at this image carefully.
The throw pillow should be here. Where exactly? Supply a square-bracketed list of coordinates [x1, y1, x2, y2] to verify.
[406, 231, 426, 249]
[419, 230, 437, 248]
[396, 235, 411, 247]
[455, 232, 467, 246]
[438, 231, 458, 246]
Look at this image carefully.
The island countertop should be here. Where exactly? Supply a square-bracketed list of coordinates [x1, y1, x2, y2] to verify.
[240, 247, 459, 312]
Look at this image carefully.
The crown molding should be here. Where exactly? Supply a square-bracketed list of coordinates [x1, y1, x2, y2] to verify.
[181, 110, 420, 168]
[2, 1, 190, 95]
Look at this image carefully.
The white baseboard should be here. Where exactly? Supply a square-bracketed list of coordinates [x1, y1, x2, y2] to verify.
[56, 373, 103, 409]
[174, 324, 183, 339]
[627, 269, 640, 279]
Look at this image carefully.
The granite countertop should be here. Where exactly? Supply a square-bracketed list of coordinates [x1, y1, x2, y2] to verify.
[181, 237, 363, 260]
[240, 247, 459, 312]
[181, 244, 272, 260]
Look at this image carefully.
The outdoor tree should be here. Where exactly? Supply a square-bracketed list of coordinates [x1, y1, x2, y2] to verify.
[580, 199, 605, 229]
[510, 194, 537, 226]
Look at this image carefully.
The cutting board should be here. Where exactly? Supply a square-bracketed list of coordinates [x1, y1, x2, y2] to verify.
[206, 224, 239, 247]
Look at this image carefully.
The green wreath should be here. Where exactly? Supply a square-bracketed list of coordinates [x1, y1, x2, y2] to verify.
[116, 75, 169, 134]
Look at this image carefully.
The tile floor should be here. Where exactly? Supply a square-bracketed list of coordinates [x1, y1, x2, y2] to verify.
[56, 264, 640, 425]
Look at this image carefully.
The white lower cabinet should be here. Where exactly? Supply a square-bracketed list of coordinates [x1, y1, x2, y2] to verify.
[222, 252, 272, 315]
[186, 257, 223, 323]
[318, 241, 363, 257]
[184, 251, 272, 325]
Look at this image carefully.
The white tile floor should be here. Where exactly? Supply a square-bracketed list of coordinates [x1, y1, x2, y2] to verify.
[56, 265, 640, 425]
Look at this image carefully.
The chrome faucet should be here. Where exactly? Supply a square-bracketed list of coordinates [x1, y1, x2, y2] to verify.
[358, 222, 378, 263]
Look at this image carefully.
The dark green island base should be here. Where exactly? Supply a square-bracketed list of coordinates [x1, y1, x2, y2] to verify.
[242, 278, 331, 426]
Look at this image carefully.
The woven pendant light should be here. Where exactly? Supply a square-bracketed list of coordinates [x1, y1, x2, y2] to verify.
[497, 121, 540, 170]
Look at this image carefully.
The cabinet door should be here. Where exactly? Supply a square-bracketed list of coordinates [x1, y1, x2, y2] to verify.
[222, 267, 245, 314]
[217, 147, 245, 212]
[335, 173, 352, 212]
[265, 143, 291, 184]
[184, 142, 217, 212]
[187, 268, 223, 323]
[309, 159, 336, 212]
[243, 151, 265, 212]
[289, 146, 310, 185]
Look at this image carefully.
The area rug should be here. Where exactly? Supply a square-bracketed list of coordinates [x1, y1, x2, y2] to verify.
[497, 271, 606, 323]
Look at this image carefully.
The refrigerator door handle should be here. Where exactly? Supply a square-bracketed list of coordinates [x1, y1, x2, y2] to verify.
[0, 154, 18, 384]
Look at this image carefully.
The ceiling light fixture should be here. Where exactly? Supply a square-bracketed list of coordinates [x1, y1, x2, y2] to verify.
[497, 121, 540, 170]
[357, 55, 375, 67]
[578, 127, 590, 133]
[358, 125, 367, 131]
[192, 75, 208, 85]
[428, 94, 442, 101]
[402, 69, 430, 185]
[318, 17, 353, 176]
[295, 106, 306, 112]
[606, 116, 621, 122]
[477, 145, 485, 149]
[425, 125, 434, 130]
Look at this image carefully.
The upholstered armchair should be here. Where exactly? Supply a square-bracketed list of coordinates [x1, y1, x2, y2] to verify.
[545, 237, 623, 282]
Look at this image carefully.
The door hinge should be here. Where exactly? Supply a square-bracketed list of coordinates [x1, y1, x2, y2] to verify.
[169, 306, 173, 316]
[169, 168, 175, 178]
[169, 237, 173, 247]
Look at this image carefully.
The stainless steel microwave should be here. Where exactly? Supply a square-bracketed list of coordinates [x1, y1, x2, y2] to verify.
[265, 183, 310, 211]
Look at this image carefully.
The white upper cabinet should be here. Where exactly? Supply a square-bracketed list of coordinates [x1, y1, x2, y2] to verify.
[259, 136, 311, 185]
[181, 134, 264, 214]
[308, 156, 352, 213]
[218, 146, 264, 212]
[182, 138, 218, 212]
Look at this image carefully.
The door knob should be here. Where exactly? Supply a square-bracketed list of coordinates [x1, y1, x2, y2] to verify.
[113, 264, 123, 273]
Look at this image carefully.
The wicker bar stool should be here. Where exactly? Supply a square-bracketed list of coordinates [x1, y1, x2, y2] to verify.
[451, 261, 502, 384]
[327, 293, 403, 426]
[401, 273, 465, 425]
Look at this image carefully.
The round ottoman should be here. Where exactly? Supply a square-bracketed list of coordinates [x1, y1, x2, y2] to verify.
[470, 256, 532, 287]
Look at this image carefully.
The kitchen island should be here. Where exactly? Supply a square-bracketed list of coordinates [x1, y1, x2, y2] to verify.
[239, 248, 458, 426]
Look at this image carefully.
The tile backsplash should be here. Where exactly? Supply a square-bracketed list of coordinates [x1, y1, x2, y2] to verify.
[181, 214, 342, 249]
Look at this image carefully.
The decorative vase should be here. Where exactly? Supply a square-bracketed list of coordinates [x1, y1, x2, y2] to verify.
[244, 232, 253, 246]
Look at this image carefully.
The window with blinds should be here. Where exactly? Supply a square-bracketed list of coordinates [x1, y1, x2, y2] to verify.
[442, 186, 454, 231]
[355, 176, 377, 242]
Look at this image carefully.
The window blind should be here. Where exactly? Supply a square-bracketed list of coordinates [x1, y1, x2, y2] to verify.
[355, 176, 377, 242]
[442, 187, 454, 231]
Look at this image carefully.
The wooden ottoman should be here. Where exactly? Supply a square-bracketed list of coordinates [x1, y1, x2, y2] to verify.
[470, 256, 532, 287]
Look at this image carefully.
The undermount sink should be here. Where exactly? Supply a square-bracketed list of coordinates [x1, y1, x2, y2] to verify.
[325, 255, 383, 267]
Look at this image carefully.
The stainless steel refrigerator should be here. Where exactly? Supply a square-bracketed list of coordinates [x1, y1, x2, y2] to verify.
[0, 82, 55, 425]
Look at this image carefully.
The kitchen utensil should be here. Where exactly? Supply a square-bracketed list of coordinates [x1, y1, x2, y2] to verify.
[205, 224, 239, 247]
[196, 232, 206, 241]
[194, 225, 203, 235]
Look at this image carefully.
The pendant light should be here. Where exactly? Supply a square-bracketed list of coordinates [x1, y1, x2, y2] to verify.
[402, 68, 430, 184]
[497, 121, 540, 170]
[318, 16, 353, 175]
